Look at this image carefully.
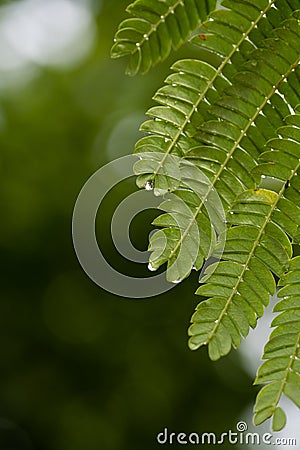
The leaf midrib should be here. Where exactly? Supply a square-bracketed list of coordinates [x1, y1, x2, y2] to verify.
[169, 55, 300, 265]
[273, 330, 300, 411]
[130, 0, 186, 57]
[207, 157, 300, 344]
[152, 1, 275, 180]
[256, 330, 300, 418]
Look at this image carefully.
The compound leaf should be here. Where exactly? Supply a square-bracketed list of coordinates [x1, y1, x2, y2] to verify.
[254, 256, 300, 430]
[111, 0, 217, 75]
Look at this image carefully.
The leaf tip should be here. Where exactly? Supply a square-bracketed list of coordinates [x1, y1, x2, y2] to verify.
[272, 407, 287, 432]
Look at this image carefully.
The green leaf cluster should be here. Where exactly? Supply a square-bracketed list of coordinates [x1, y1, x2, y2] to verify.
[112, 0, 300, 430]
[111, 0, 217, 75]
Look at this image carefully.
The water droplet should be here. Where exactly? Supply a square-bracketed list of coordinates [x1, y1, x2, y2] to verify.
[148, 263, 157, 272]
[214, 319, 219, 323]
[145, 180, 154, 191]
[143, 34, 149, 40]
[154, 188, 167, 196]
[136, 42, 140, 47]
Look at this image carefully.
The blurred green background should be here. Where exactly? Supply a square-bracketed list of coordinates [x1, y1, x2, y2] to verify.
[0, 0, 263, 449]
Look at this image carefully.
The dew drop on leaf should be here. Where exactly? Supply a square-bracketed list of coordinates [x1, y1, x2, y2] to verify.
[148, 263, 157, 272]
[145, 180, 154, 191]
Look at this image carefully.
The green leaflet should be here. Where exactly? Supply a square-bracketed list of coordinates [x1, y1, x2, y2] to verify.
[143, 17, 300, 283]
[192, 18, 300, 209]
[272, 407, 287, 432]
[149, 191, 211, 282]
[189, 108, 300, 359]
[189, 257, 277, 358]
[253, 256, 300, 431]
[188, 185, 297, 358]
[188, 210, 288, 358]
[253, 106, 300, 241]
[134, 0, 298, 190]
[147, 159, 226, 282]
[134, 150, 182, 194]
[111, 0, 217, 76]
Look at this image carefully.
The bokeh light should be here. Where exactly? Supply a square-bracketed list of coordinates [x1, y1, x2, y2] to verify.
[0, 0, 97, 87]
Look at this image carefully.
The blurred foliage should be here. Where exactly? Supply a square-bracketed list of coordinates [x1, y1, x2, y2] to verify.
[0, 1, 254, 449]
